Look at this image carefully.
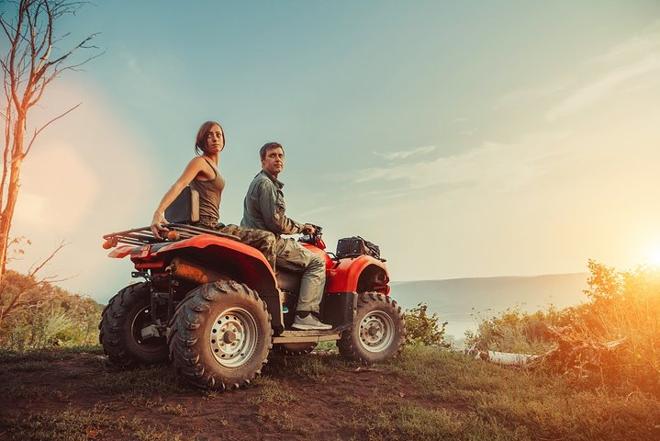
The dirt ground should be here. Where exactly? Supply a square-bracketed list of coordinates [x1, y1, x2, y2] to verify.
[0, 349, 442, 441]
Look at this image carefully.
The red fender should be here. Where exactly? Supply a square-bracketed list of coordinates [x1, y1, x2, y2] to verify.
[156, 235, 272, 267]
[109, 235, 278, 299]
[301, 243, 334, 270]
[326, 255, 390, 294]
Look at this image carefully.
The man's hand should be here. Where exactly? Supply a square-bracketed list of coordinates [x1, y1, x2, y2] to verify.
[301, 224, 316, 235]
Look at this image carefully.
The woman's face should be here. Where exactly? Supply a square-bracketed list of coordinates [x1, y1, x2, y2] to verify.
[204, 124, 224, 154]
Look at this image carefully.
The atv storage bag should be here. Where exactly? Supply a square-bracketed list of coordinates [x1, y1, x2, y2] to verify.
[165, 186, 199, 224]
[336, 236, 381, 259]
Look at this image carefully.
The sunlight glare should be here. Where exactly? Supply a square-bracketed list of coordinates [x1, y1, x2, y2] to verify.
[643, 243, 660, 267]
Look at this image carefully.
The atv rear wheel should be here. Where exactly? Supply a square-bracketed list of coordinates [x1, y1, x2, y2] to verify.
[169, 280, 272, 390]
[99, 283, 168, 367]
[275, 342, 318, 356]
[338, 292, 405, 364]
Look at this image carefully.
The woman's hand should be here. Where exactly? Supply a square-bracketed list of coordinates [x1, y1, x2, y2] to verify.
[151, 211, 169, 239]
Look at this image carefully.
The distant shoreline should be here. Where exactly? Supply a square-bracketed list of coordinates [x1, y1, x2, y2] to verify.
[391, 272, 588, 284]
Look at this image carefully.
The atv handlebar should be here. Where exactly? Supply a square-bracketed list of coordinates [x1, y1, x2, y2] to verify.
[298, 224, 325, 249]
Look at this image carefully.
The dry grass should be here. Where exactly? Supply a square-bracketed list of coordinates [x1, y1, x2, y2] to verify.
[467, 260, 660, 395]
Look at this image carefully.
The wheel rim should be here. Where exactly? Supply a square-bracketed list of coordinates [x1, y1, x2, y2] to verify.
[209, 307, 259, 368]
[130, 306, 163, 350]
[358, 310, 395, 353]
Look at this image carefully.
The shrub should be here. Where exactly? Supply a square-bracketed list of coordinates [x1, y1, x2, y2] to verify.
[465, 307, 564, 354]
[467, 260, 660, 396]
[551, 261, 660, 394]
[0, 270, 102, 350]
[404, 303, 450, 347]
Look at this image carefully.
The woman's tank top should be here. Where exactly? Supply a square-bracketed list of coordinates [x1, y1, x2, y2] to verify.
[190, 157, 225, 226]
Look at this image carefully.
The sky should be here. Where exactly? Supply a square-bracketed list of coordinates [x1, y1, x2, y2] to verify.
[2, 1, 660, 303]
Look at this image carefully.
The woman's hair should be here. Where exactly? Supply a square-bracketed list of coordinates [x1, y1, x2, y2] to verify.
[195, 120, 225, 154]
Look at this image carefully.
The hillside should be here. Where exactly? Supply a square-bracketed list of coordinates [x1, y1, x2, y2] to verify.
[0, 345, 656, 441]
[392, 273, 588, 338]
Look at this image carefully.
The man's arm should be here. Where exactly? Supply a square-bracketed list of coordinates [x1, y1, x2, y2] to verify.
[257, 181, 303, 235]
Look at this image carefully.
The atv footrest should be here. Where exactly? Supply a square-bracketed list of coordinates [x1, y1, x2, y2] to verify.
[273, 328, 342, 344]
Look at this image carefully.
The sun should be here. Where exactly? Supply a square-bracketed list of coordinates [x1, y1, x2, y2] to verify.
[644, 245, 660, 267]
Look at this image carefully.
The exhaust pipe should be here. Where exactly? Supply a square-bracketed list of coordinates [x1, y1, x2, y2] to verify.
[169, 257, 227, 285]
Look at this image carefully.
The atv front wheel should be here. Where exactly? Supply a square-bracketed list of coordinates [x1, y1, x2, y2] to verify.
[99, 283, 168, 367]
[338, 292, 405, 364]
[169, 280, 272, 390]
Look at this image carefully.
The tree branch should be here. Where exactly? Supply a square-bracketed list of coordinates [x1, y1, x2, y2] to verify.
[42, 32, 99, 72]
[0, 16, 14, 42]
[27, 240, 66, 278]
[7, 7, 24, 111]
[0, 81, 13, 212]
[0, 239, 69, 320]
[23, 102, 80, 156]
[36, 48, 104, 90]
[26, 2, 37, 77]
[33, 0, 53, 73]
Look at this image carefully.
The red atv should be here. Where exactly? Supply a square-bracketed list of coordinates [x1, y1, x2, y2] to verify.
[100, 224, 406, 390]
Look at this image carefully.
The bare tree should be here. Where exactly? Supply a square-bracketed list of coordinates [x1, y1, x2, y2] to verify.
[0, 1, 100, 295]
[0, 240, 69, 326]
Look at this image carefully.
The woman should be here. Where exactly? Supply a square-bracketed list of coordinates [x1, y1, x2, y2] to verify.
[150, 121, 277, 268]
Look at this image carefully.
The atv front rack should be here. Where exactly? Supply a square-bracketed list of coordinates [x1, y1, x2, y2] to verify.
[102, 223, 240, 248]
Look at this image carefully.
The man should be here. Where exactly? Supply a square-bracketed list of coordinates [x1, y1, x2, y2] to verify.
[241, 142, 332, 331]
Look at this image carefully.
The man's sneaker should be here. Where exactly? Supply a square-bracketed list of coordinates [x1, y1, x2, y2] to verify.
[292, 313, 333, 331]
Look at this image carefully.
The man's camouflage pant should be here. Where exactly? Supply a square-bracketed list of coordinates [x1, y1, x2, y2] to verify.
[274, 237, 326, 314]
[195, 223, 325, 314]
[198, 222, 278, 270]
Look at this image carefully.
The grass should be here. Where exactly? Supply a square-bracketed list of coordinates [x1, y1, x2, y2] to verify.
[1, 338, 658, 440]
[249, 373, 301, 433]
[378, 346, 659, 441]
[250, 376, 297, 405]
[87, 364, 189, 395]
[266, 346, 351, 382]
[257, 345, 659, 441]
[0, 344, 103, 363]
[0, 404, 186, 441]
[125, 395, 190, 416]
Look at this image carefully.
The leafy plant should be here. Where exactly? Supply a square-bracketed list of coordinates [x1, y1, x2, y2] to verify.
[467, 260, 660, 395]
[404, 303, 450, 347]
[0, 270, 102, 351]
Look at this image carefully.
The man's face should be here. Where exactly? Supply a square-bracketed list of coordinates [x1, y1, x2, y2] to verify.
[262, 147, 285, 177]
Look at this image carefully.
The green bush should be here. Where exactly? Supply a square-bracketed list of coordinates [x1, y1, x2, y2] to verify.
[0, 270, 102, 351]
[404, 303, 450, 347]
[465, 307, 564, 354]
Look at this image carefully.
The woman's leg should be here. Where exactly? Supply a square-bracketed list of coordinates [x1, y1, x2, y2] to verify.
[219, 224, 278, 271]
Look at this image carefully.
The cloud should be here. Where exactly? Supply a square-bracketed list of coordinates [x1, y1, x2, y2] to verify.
[496, 83, 567, 109]
[355, 132, 568, 194]
[373, 145, 436, 161]
[544, 22, 660, 121]
[299, 205, 334, 218]
[588, 20, 660, 66]
[498, 21, 660, 118]
[547, 54, 660, 121]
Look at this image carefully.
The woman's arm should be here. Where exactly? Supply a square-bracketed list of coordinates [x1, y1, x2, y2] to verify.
[151, 157, 206, 238]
